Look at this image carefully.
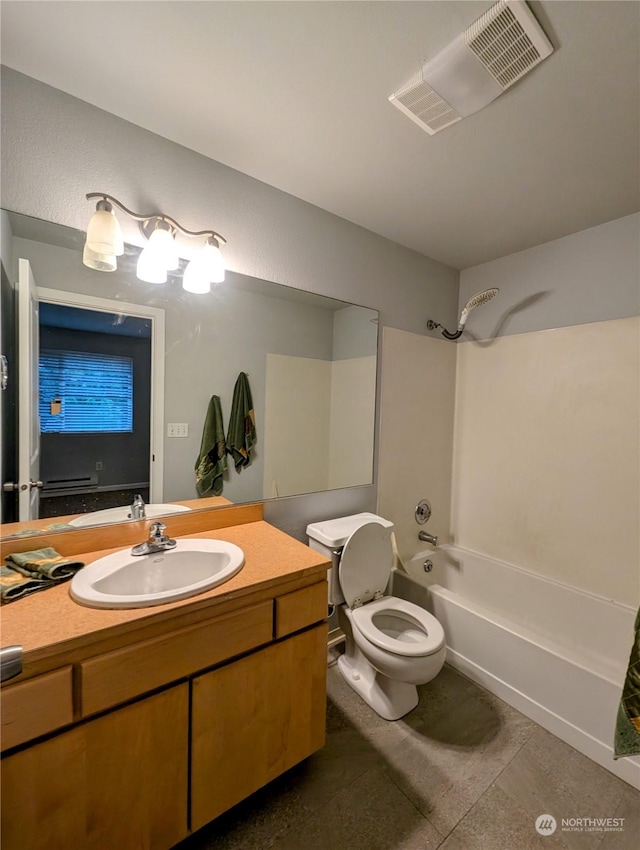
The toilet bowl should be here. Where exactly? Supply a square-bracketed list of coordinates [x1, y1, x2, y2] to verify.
[307, 513, 446, 721]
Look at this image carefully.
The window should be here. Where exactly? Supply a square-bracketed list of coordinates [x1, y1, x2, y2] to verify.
[39, 349, 134, 433]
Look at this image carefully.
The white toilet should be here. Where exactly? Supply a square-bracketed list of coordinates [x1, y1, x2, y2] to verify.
[307, 512, 446, 721]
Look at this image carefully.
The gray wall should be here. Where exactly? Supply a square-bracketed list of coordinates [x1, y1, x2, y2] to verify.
[0, 67, 459, 537]
[332, 306, 378, 360]
[163, 281, 337, 503]
[1, 69, 458, 334]
[454, 213, 640, 340]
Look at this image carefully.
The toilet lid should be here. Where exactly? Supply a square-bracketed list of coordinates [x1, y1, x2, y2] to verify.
[339, 522, 393, 608]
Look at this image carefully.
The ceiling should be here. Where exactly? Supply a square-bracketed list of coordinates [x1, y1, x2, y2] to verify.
[1, 1, 638, 270]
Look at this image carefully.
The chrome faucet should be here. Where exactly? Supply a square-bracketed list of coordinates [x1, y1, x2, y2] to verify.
[129, 494, 146, 520]
[418, 530, 438, 546]
[131, 521, 177, 556]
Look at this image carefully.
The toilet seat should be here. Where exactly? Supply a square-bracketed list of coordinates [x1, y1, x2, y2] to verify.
[351, 597, 445, 658]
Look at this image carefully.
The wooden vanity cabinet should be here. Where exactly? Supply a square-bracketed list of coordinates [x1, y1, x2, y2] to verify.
[0, 577, 328, 850]
[1, 684, 189, 850]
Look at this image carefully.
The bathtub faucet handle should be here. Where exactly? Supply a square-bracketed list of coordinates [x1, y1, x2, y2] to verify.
[418, 530, 438, 547]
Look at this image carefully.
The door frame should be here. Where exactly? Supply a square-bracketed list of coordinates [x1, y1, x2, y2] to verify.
[18, 259, 41, 520]
[37, 287, 166, 503]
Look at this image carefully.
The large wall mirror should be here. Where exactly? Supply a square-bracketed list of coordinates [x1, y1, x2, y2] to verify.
[0, 210, 378, 539]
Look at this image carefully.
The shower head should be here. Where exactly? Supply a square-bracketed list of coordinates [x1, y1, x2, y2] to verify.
[426, 287, 499, 340]
[459, 287, 499, 328]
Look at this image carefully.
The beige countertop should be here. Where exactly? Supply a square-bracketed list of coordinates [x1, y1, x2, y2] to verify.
[0, 520, 329, 673]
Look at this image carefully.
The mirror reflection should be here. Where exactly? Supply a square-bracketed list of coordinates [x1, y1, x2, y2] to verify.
[0, 210, 378, 538]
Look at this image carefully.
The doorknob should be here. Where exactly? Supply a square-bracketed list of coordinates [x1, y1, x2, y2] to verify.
[2, 481, 43, 491]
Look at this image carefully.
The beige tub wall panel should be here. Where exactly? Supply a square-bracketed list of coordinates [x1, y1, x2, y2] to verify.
[263, 354, 331, 499]
[377, 327, 456, 561]
[327, 355, 376, 490]
[451, 317, 640, 605]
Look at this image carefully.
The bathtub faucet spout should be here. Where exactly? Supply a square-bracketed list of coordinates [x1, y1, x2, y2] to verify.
[418, 531, 438, 546]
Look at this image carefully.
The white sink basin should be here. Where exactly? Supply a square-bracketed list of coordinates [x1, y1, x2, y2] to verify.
[68, 504, 191, 528]
[70, 539, 244, 609]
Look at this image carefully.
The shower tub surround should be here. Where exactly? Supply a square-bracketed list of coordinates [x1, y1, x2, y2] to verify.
[391, 544, 640, 789]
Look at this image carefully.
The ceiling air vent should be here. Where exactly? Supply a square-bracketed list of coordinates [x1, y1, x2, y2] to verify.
[389, 0, 553, 135]
[390, 73, 462, 135]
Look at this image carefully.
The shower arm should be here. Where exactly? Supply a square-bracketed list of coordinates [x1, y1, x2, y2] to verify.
[426, 319, 464, 340]
[426, 288, 499, 341]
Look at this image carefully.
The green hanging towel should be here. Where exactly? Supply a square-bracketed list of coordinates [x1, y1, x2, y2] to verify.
[195, 395, 228, 496]
[227, 372, 256, 471]
[614, 606, 640, 758]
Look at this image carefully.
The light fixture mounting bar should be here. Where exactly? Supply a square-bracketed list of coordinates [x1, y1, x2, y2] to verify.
[85, 193, 226, 244]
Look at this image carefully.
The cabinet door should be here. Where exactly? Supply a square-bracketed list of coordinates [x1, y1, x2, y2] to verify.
[191, 623, 327, 830]
[1, 684, 189, 850]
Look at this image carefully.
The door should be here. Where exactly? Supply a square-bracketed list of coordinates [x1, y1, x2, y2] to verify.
[17, 258, 41, 520]
[37, 287, 165, 505]
[191, 624, 327, 830]
[0, 684, 189, 850]
[0, 262, 18, 523]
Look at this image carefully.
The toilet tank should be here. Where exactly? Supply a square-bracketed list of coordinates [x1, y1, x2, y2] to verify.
[306, 512, 394, 606]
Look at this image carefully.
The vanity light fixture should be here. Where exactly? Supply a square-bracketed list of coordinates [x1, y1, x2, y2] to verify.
[83, 193, 226, 293]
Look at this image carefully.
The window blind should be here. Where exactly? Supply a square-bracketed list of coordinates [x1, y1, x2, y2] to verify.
[39, 349, 134, 433]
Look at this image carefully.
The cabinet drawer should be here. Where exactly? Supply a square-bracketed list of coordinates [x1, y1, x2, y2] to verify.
[1, 667, 74, 751]
[80, 600, 273, 716]
[274, 581, 327, 638]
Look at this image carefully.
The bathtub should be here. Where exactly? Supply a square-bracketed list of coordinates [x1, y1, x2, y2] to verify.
[390, 544, 640, 789]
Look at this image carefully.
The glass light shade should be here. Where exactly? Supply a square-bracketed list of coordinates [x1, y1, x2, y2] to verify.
[182, 259, 211, 294]
[137, 245, 167, 284]
[82, 244, 117, 272]
[200, 241, 225, 283]
[147, 227, 179, 271]
[85, 209, 124, 256]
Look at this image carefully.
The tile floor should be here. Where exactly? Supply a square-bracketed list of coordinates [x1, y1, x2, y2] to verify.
[175, 661, 639, 850]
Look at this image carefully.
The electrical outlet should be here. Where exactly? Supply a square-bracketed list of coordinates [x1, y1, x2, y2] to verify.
[95, 461, 103, 471]
[167, 423, 189, 438]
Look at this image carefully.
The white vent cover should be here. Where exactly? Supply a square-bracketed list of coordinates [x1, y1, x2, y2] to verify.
[389, 73, 463, 135]
[389, 0, 553, 135]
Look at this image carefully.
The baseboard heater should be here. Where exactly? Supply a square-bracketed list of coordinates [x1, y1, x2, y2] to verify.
[42, 479, 149, 498]
[42, 476, 98, 492]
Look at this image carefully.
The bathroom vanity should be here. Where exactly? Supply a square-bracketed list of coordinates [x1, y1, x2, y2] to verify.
[0, 505, 329, 850]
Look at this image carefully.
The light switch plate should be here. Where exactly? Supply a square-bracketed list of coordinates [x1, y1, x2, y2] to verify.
[167, 423, 189, 438]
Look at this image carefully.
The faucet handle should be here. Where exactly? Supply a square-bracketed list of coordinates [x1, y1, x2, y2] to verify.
[149, 521, 177, 550]
[150, 521, 166, 540]
[131, 521, 176, 556]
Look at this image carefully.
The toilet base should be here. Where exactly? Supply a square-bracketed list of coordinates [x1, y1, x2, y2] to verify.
[337, 646, 419, 721]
